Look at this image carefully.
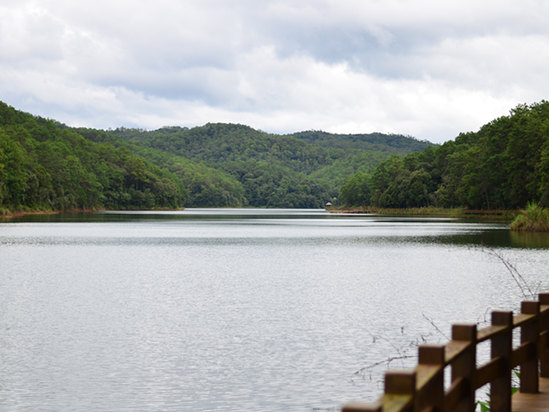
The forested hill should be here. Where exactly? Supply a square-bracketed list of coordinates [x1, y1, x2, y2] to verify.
[290, 130, 430, 153]
[4, 98, 548, 212]
[0, 100, 430, 212]
[108, 124, 431, 207]
[110, 124, 427, 171]
[340, 101, 549, 209]
[0, 102, 184, 212]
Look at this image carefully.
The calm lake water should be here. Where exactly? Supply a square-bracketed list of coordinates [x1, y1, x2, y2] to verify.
[1, 209, 548, 411]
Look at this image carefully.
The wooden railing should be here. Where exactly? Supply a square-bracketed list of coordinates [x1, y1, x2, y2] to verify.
[342, 293, 549, 412]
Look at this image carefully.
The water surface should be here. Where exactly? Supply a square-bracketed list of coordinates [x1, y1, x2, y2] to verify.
[0, 209, 547, 411]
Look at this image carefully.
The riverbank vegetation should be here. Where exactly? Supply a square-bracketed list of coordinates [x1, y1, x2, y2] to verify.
[510, 203, 549, 232]
[331, 206, 516, 220]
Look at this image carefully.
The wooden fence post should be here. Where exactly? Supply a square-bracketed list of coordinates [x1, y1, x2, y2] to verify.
[490, 311, 513, 412]
[341, 401, 382, 412]
[539, 293, 549, 378]
[341, 370, 416, 412]
[416, 344, 445, 412]
[385, 370, 416, 412]
[451, 324, 477, 412]
[520, 301, 540, 393]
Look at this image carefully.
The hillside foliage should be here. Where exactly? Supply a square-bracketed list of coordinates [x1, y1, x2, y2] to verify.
[340, 101, 549, 210]
[0, 101, 429, 212]
[108, 123, 430, 208]
[0, 102, 183, 212]
[3, 99, 547, 213]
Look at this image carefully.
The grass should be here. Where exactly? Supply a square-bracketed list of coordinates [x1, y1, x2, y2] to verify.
[510, 202, 549, 232]
[331, 206, 515, 220]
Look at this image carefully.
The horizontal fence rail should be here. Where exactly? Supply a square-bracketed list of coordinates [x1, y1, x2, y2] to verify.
[342, 293, 549, 412]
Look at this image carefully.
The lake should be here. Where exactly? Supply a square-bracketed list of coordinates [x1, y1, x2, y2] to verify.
[0, 209, 548, 411]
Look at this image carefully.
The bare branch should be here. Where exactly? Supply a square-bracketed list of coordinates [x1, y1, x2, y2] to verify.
[484, 247, 535, 299]
[422, 313, 449, 340]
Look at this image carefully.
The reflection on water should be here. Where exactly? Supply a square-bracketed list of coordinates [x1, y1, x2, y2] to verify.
[3, 208, 547, 249]
[413, 229, 549, 249]
[509, 231, 549, 248]
[0, 209, 547, 411]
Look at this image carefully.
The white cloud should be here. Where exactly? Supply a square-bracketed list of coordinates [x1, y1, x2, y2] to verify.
[1, 0, 548, 143]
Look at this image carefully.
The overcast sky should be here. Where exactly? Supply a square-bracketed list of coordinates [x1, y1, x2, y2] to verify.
[1, 0, 548, 143]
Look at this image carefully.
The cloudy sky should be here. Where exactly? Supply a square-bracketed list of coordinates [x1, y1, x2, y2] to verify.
[1, 0, 548, 143]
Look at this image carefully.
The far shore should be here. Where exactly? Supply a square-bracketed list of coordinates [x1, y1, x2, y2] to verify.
[1, 206, 517, 221]
[327, 206, 517, 221]
[0, 208, 185, 219]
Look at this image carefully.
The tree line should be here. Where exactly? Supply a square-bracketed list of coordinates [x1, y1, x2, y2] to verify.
[108, 122, 429, 208]
[340, 101, 549, 209]
[0, 100, 429, 212]
[0, 102, 183, 212]
[3, 99, 547, 213]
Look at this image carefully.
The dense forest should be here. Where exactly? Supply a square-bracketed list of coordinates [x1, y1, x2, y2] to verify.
[108, 124, 430, 208]
[0, 100, 429, 212]
[340, 101, 549, 209]
[0, 103, 185, 212]
[3, 99, 545, 213]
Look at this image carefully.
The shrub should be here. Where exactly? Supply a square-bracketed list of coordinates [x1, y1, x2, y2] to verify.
[510, 202, 549, 232]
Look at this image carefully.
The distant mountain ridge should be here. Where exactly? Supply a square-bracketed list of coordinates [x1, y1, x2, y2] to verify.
[290, 130, 431, 153]
[109, 123, 432, 207]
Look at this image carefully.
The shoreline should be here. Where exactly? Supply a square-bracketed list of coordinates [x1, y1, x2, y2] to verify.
[0, 208, 106, 219]
[0, 207, 185, 220]
[327, 206, 517, 220]
[1, 206, 517, 221]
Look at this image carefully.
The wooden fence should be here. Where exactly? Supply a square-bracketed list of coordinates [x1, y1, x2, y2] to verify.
[342, 293, 549, 412]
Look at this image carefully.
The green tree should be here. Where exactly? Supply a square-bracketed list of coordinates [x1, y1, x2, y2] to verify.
[340, 172, 371, 206]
